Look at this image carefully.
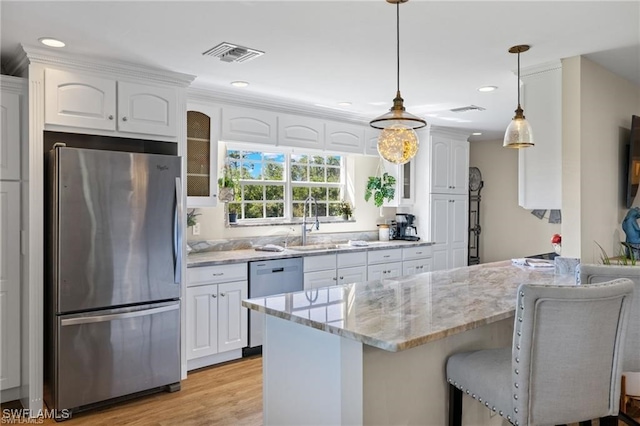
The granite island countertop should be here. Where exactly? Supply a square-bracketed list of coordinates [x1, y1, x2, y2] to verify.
[242, 260, 576, 352]
[187, 240, 434, 267]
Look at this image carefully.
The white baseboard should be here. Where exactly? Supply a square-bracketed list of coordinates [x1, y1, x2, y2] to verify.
[186, 349, 243, 372]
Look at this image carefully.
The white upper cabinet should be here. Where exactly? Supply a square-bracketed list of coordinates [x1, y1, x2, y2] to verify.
[221, 106, 277, 145]
[44, 68, 178, 137]
[0, 91, 20, 180]
[364, 128, 380, 156]
[325, 121, 365, 153]
[518, 63, 562, 209]
[430, 133, 469, 194]
[278, 115, 324, 149]
[186, 104, 221, 208]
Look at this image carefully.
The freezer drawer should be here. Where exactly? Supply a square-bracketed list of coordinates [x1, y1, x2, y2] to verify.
[52, 301, 180, 410]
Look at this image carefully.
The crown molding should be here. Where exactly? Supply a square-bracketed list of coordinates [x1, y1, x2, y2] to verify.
[520, 60, 562, 78]
[187, 86, 370, 126]
[0, 75, 27, 94]
[17, 45, 196, 87]
[429, 125, 472, 140]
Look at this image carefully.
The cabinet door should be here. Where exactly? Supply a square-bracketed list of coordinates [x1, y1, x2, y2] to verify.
[186, 105, 221, 207]
[221, 106, 277, 145]
[337, 265, 367, 285]
[0, 181, 20, 390]
[367, 262, 402, 280]
[304, 269, 337, 290]
[0, 92, 20, 180]
[399, 160, 415, 205]
[450, 195, 468, 247]
[364, 128, 381, 156]
[186, 285, 218, 360]
[451, 246, 468, 269]
[45, 68, 116, 131]
[449, 140, 469, 194]
[402, 259, 431, 276]
[325, 122, 365, 153]
[430, 194, 451, 247]
[117, 81, 177, 137]
[278, 115, 324, 149]
[431, 249, 449, 272]
[430, 137, 450, 193]
[218, 281, 248, 352]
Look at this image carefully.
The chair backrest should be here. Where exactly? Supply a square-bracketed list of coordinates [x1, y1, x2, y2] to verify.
[513, 279, 634, 425]
[581, 264, 640, 372]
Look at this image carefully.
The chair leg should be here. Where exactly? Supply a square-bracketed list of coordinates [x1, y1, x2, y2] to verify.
[449, 383, 463, 426]
[599, 416, 618, 426]
[620, 411, 640, 426]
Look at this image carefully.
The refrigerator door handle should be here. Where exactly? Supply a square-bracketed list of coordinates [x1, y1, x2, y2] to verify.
[174, 177, 183, 284]
[61, 303, 179, 326]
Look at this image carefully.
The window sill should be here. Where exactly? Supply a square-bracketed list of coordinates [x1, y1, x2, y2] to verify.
[227, 218, 356, 228]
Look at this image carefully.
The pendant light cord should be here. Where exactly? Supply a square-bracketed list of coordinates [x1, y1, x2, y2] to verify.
[517, 50, 521, 107]
[396, 1, 400, 93]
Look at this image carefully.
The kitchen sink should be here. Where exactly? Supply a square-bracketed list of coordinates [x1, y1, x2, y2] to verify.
[287, 244, 341, 252]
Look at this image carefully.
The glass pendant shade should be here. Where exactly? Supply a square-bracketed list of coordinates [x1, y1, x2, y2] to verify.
[503, 108, 534, 148]
[377, 123, 419, 164]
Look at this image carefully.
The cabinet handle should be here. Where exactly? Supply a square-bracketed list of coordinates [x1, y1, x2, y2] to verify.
[333, 277, 337, 281]
[108, 114, 114, 120]
[122, 116, 128, 122]
[339, 276, 344, 280]
[212, 273, 224, 276]
[416, 251, 422, 254]
[220, 293, 226, 297]
[211, 294, 217, 298]
[383, 255, 391, 258]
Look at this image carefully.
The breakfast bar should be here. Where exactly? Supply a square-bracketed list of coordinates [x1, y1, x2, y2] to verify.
[243, 261, 575, 425]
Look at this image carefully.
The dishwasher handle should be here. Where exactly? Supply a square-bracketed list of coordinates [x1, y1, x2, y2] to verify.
[272, 267, 284, 273]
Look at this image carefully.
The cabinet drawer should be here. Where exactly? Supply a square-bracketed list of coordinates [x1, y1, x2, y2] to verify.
[337, 251, 367, 268]
[367, 249, 402, 265]
[304, 254, 336, 273]
[402, 246, 433, 261]
[187, 263, 247, 287]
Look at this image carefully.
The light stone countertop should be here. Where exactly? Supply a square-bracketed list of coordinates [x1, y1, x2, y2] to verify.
[187, 240, 434, 267]
[242, 260, 576, 352]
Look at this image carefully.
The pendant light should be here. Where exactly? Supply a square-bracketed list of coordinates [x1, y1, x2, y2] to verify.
[503, 45, 534, 148]
[370, 0, 426, 164]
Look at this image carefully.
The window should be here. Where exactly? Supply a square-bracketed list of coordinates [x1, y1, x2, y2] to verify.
[226, 147, 344, 222]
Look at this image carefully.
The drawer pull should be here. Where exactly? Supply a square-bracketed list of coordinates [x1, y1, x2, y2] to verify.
[220, 293, 226, 297]
[212, 294, 217, 298]
[383, 255, 391, 258]
[212, 273, 224, 276]
[416, 251, 422, 254]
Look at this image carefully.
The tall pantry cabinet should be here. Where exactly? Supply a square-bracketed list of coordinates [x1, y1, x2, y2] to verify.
[0, 75, 25, 402]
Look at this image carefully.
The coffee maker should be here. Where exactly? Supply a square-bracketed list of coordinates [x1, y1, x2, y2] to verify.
[392, 213, 420, 241]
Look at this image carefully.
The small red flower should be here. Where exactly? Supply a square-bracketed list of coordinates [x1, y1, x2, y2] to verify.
[551, 234, 562, 244]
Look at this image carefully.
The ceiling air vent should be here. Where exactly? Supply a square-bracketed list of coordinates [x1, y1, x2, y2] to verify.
[450, 105, 486, 113]
[202, 42, 264, 63]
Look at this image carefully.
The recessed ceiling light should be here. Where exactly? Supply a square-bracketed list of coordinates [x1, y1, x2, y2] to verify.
[337, 102, 352, 107]
[472, 132, 482, 136]
[230, 81, 249, 88]
[477, 86, 497, 92]
[39, 37, 65, 48]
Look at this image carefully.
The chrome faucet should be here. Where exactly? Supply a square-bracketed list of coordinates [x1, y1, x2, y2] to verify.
[301, 196, 319, 246]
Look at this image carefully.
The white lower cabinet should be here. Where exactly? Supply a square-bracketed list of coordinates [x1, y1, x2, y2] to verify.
[367, 248, 403, 280]
[430, 193, 468, 271]
[304, 252, 367, 289]
[186, 264, 248, 370]
[402, 246, 433, 276]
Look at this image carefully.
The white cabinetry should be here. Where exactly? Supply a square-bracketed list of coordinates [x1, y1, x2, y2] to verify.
[0, 181, 20, 393]
[367, 248, 402, 280]
[0, 92, 21, 180]
[304, 252, 367, 289]
[186, 103, 221, 207]
[186, 263, 248, 370]
[518, 63, 562, 209]
[278, 115, 324, 150]
[221, 106, 277, 145]
[430, 134, 469, 194]
[402, 246, 432, 276]
[430, 194, 468, 271]
[325, 121, 365, 153]
[44, 68, 178, 138]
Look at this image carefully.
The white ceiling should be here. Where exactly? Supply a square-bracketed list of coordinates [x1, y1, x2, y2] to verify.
[1, 1, 639, 141]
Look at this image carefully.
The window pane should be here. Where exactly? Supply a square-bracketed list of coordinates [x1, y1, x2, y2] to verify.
[311, 187, 326, 200]
[329, 203, 341, 216]
[328, 188, 340, 201]
[266, 203, 284, 218]
[326, 156, 340, 166]
[266, 185, 284, 200]
[264, 152, 285, 162]
[264, 163, 284, 180]
[245, 203, 263, 219]
[243, 162, 262, 180]
[229, 203, 241, 218]
[292, 186, 309, 201]
[292, 154, 309, 164]
[311, 155, 325, 165]
[292, 203, 305, 217]
[316, 203, 327, 217]
[310, 166, 325, 182]
[244, 151, 262, 161]
[327, 167, 340, 183]
[291, 164, 308, 182]
[244, 185, 264, 201]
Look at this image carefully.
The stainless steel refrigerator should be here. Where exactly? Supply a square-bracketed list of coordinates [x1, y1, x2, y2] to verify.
[44, 146, 182, 413]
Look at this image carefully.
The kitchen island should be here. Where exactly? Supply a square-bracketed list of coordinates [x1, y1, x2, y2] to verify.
[242, 260, 575, 425]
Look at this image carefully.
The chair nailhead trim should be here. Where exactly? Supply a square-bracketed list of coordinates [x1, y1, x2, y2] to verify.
[448, 378, 452, 383]
[454, 381, 458, 386]
[518, 317, 523, 322]
[472, 394, 476, 399]
[517, 331, 521, 336]
[519, 304, 524, 310]
[514, 407, 518, 413]
[485, 402, 489, 407]
[514, 383, 519, 388]
[492, 406, 496, 411]
[516, 344, 520, 350]
[466, 390, 470, 394]
[478, 398, 482, 403]
[514, 394, 518, 400]
[508, 415, 512, 421]
[515, 357, 520, 363]
[499, 411, 503, 416]
[515, 368, 519, 374]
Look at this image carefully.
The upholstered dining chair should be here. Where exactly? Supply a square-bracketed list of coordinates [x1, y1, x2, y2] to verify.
[581, 264, 640, 426]
[446, 279, 634, 426]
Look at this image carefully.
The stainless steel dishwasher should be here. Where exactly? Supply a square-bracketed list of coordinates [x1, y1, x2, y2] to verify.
[247, 257, 303, 350]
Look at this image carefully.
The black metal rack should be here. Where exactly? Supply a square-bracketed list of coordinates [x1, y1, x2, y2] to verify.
[468, 167, 483, 265]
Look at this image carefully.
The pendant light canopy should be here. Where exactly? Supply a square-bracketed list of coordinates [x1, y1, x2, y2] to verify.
[370, 0, 426, 164]
[503, 45, 534, 148]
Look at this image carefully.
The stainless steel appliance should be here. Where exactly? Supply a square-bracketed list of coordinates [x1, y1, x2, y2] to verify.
[392, 213, 420, 241]
[247, 257, 303, 349]
[44, 146, 182, 413]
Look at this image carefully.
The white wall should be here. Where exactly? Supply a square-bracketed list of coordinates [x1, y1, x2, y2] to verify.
[562, 56, 640, 262]
[470, 140, 561, 262]
[188, 154, 396, 241]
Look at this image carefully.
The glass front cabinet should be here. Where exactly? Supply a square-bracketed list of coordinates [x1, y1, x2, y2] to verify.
[186, 104, 221, 207]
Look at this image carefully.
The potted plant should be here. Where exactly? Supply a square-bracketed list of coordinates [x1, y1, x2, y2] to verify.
[228, 204, 239, 224]
[338, 200, 353, 220]
[218, 165, 237, 203]
[186, 209, 200, 227]
[364, 172, 396, 208]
